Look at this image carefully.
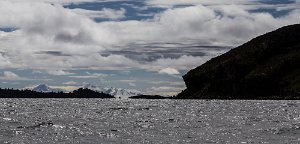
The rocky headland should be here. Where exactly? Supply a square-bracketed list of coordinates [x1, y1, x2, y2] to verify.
[176, 24, 300, 99]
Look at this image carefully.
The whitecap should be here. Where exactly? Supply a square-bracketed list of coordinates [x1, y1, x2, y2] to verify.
[3, 117, 12, 121]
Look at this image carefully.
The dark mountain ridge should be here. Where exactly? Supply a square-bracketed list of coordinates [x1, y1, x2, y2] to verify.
[176, 24, 300, 99]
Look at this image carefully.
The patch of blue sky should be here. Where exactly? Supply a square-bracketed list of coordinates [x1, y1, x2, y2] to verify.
[63, 1, 165, 22]
[0, 69, 35, 89]
[0, 27, 17, 32]
[259, 0, 295, 4]
[249, 8, 293, 18]
[214, 7, 292, 19]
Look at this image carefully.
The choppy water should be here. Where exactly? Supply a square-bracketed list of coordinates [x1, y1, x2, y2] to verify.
[0, 99, 300, 144]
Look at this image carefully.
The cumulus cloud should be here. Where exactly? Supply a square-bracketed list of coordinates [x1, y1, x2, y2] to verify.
[158, 68, 180, 75]
[72, 8, 126, 20]
[98, 5, 300, 47]
[146, 55, 212, 71]
[47, 70, 74, 76]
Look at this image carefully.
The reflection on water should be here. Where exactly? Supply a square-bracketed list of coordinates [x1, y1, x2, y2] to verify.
[0, 99, 300, 143]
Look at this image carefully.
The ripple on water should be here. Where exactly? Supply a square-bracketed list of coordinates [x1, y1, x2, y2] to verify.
[0, 99, 299, 143]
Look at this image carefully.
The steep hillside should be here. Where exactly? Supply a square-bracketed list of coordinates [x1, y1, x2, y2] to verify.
[177, 24, 300, 99]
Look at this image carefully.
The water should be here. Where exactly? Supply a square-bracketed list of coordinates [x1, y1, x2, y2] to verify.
[0, 99, 300, 144]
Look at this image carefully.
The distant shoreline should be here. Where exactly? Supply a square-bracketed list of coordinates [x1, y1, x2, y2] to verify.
[0, 88, 115, 98]
[1, 88, 299, 100]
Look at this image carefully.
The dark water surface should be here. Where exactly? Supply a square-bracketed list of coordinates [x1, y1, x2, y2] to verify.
[0, 99, 299, 144]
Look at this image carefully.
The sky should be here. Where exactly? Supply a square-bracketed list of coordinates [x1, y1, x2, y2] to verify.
[0, 0, 299, 96]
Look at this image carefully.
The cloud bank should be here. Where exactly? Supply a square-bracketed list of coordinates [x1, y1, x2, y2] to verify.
[1, 1, 299, 72]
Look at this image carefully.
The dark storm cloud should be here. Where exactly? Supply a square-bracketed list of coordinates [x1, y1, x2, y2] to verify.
[101, 42, 231, 62]
[54, 31, 93, 43]
[35, 51, 71, 56]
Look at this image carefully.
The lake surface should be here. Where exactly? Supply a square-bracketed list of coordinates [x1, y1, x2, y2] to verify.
[0, 99, 300, 144]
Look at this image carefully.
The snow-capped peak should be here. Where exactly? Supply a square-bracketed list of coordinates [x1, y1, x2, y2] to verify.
[32, 84, 63, 93]
[83, 84, 142, 97]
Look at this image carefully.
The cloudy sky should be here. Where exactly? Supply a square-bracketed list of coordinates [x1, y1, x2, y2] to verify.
[0, 0, 299, 95]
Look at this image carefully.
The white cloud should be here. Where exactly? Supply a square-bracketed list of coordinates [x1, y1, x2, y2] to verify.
[47, 70, 74, 76]
[98, 5, 300, 47]
[63, 81, 79, 85]
[72, 8, 126, 20]
[158, 68, 180, 75]
[145, 55, 212, 71]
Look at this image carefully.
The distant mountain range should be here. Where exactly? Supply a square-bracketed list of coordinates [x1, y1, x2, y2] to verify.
[83, 84, 142, 97]
[30, 84, 142, 97]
